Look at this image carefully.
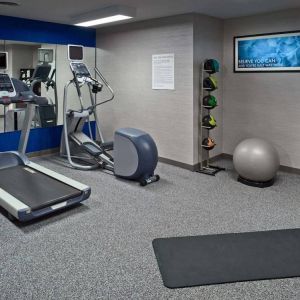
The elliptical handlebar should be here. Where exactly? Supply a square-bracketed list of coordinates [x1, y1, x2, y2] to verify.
[86, 67, 115, 110]
[95, 67, 115, 105]
[66, 62, 115, 114]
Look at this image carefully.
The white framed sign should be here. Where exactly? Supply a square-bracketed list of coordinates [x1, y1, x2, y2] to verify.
[152, 53, 174, 90]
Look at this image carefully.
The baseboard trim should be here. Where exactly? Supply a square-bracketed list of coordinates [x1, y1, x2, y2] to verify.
[28, 148, 59, 158]
[158, 157, 195, 171]
[217, 153, 232, 160]
[159, 154, 226, 171]
[191, 154, 227, 171]
[219, 153, 300, 175]
[28, 150, 300, 175]
[279, 165, 300, 175]
[160, 153, 300, 175]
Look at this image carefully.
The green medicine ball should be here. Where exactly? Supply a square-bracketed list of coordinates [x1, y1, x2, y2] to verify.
[203, 76, 218, 91]
[203, 95, 217, 108]
[204, 59, 220, 74]
[202, 114, 217, 129]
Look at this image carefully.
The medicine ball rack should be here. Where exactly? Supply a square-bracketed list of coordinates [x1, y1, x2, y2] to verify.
[196, 59, 225, 176]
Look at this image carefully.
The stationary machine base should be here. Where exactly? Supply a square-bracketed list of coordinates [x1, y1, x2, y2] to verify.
[139, 175, 160, 186]
[238, 176, 275, 188]
[196, 165, 225, 176]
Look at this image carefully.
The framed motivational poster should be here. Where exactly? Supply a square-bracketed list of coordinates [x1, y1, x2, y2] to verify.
[234, 31, 300, 72]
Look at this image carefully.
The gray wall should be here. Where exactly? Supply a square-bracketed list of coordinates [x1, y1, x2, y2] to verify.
[97, 10, 300, 168]
[96, 14, 223, 166]
[96, 15, 195, 165]
[223, 9, 300, 168]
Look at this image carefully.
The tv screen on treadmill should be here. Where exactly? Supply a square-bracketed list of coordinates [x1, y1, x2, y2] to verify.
[68, 45, 83, 61]
[0, 52, 8, 70]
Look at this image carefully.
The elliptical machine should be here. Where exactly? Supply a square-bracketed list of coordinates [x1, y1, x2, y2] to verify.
[60, 45, 160, 186]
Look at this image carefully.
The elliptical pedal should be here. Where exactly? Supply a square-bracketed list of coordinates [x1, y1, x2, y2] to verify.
[81, 142, 103, 157]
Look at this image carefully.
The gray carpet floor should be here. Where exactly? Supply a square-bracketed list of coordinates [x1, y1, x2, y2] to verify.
[0, 156, 299, 300]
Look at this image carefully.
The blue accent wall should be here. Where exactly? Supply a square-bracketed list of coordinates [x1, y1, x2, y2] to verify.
[0, 122, 96, 154]
[0, 15, 96, 47]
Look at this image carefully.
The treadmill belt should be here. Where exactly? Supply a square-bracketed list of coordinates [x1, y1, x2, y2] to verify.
[0, 166, 82, 210]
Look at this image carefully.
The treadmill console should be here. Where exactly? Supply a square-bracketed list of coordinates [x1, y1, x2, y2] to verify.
[0, 73, 16, 98]
[70, 62, 91, 78]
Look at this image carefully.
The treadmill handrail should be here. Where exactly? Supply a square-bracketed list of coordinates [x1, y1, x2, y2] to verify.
[0, 95, 34, 105]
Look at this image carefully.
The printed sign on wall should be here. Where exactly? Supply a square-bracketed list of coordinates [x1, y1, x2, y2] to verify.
[152, 53, 174, 90]
[234, 31, 300, 72]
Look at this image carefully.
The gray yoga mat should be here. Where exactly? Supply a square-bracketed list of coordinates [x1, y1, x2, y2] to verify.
[152, 229, 300, 288]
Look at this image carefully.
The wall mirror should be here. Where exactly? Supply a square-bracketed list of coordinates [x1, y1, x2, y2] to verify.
[0, 40, 57, 133]
[0, 40, 5, 132]
[0, 40, 96, 133]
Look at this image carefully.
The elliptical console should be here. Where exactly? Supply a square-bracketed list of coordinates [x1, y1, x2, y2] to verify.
[70, 62, 91, 78]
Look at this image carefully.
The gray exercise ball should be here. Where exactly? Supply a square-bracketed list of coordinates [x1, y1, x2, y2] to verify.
[233, 138, 280, 182]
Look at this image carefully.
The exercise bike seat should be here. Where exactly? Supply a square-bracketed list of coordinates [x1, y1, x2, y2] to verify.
[81, 142, 103, 157]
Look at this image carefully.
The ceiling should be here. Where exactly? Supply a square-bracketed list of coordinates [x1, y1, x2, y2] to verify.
[1, 0, 300, 27]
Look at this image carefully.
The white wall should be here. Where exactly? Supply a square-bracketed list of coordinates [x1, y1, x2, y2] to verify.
[223, 9, 300, 168]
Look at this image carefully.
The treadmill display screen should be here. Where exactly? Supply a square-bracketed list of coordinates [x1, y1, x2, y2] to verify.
[0, 73, 15, 93]
[0, 52, 8, 70]
[70, 62, 91, 78]
[68, 45, 83, 61]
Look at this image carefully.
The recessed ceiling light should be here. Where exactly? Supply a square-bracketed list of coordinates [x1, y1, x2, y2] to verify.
[0, 0, 20, 6]
[75, 15, 132, 27]
[72, 5, 136, 27]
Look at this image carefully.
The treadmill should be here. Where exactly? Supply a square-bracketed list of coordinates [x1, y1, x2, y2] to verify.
[0, 72, 91, 221]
